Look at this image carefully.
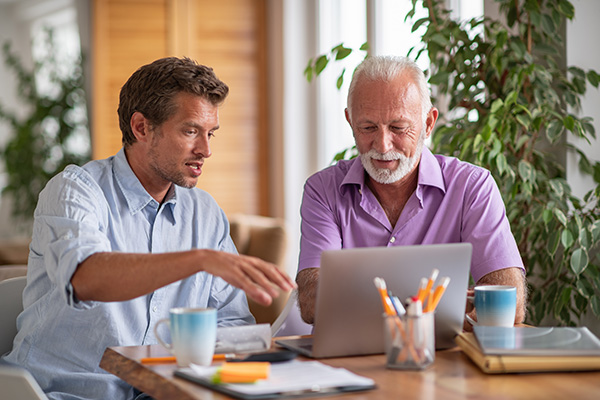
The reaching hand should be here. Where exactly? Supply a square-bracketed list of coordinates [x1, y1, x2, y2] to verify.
[197, 249, 296, 306]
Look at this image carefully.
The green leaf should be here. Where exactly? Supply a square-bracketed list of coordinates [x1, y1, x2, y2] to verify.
[541, 13, 555, 35]
[546, 119, 564, 144]
[588, 70, 600, 88]
[542, 209, 553, 224]
[557, 287, 572, 314]
[561, 229, 574, 249]
[570, 248, 588, 276]
[518, 160, 534, 182]
[315, 55, 329, 75]
[576, 278, 594, 298]
[334, 46, 352, 60]
[563, 115, 575, 131]
[496, 153, 507, 176]
[490, 98, 504, 114]
[411, 17, 429, 33]
[304, 60, 313, 82]
[592, 296, 600, 317]
[515, 113, 530, 128]
[558, 0, 575, 19]
[359, 42, 369, 51]
[554, 208, 567, 226]
[336, 69, 345, 90]
[549, 179, 564, 197]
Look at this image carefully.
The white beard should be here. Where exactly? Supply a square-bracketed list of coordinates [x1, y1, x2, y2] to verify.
[359, 135, 424, 184]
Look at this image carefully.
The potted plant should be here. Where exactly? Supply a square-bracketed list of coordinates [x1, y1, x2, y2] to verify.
[305, 0, 600, 326]
[0, 29, 90, 224]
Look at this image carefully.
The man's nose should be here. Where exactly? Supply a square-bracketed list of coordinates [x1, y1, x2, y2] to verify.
[372, 128, 394, 154]
[194, 135, 212, 158]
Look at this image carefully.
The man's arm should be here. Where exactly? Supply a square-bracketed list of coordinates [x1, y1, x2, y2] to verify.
[464, 266, 527, 331]
[296, 268, 320, 324]
[71, 250, 295, 306]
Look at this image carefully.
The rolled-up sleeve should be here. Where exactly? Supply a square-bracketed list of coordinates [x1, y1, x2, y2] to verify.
[32, 166, 111, 309]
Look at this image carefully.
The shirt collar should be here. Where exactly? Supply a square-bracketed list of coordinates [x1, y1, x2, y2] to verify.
[339, 146, 446, 194]
[418, 146, 446, 193]
[114, 148, 178, 215]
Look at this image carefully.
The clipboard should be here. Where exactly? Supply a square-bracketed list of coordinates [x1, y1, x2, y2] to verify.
[174, 360, 376, 399]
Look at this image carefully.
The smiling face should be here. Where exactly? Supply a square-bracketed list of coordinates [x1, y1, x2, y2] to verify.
[128, 91, 220, 201]
[346, 73, 437, 185]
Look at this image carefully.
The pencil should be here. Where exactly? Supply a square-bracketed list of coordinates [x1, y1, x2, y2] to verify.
[140, 354, 232, 364]
[425, 276, 450, 313]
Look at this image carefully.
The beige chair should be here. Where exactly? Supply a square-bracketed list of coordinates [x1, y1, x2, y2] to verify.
[0, 367, 48, 400]
[228, 214, 292, 325]
[0, 275, 27, 356]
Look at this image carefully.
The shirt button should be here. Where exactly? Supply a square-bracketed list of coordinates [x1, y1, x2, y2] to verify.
[152, 306, 158, 313]
[390, 237, 396, 243]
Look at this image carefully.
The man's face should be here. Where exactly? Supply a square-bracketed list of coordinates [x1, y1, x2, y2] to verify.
[147, 92, 219, 189]
[346, 74, 433, 185]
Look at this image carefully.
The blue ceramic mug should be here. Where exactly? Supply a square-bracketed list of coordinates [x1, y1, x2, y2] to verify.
[154, 307, 217, 366]
[466, 285, 516, 327]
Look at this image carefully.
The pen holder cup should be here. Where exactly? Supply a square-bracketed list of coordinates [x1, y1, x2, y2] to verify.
[384, 312, 435, 370]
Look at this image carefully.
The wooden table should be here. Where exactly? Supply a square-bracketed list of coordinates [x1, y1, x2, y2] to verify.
[100, 340, 600, 400]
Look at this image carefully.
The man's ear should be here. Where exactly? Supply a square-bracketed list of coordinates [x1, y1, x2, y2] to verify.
[424, 107, 439, 140]
[345, 108, 352, 126]
[130, 112, 152, 143]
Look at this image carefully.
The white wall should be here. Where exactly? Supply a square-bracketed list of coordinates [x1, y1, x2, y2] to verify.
[567, 0, 600, 333]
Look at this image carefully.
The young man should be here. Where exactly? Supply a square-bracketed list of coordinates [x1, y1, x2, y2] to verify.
[296, 55, 526, 327]
[1, 57, 295, 399]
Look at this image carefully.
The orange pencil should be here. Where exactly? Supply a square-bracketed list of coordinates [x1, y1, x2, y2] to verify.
[421, 269, 439, 305]
[140, 353, 232, 364]
[425, 276, 450, 313]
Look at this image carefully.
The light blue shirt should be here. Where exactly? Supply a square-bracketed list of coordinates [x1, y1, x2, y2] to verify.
[1, 149, 254, 400]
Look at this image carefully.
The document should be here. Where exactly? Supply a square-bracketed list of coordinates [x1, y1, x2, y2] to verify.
[175, 360, 376, 399]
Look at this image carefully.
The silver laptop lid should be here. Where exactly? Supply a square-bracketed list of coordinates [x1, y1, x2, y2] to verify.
[312, 243, 472, 358]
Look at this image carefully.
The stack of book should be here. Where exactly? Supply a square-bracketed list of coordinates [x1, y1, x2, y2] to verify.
[456, 326, 600, 374]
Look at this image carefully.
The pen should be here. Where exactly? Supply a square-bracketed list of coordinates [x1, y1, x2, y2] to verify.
[425, 276, 450, 313]
[140, 353, 234, 364]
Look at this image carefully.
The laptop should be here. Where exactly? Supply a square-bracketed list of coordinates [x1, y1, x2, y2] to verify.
[276, 243, 472, 358]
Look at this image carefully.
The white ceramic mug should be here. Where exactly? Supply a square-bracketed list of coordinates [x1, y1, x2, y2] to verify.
[465, 285, 516, 327]
[154, 307, 217, 367]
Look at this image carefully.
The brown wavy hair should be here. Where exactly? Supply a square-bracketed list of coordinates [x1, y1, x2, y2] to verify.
[117, 57, 229, 147]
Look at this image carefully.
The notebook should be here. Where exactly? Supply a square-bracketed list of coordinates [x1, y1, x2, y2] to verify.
[456, 327, 600, 374]
[473, 326, 600, 356]
[276, 243, 472, 358]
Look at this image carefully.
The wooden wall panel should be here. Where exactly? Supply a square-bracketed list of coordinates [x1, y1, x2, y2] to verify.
[92, 0, 268, 216]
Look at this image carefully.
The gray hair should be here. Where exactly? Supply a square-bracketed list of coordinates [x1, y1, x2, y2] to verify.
[347, 55, 432, 123]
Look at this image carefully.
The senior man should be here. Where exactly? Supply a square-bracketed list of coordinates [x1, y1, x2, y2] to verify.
[296, 55, 526, 327]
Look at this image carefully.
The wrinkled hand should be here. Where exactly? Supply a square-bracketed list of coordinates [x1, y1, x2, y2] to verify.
[463, 288, 476, 332]
[198, 249, 296, 307]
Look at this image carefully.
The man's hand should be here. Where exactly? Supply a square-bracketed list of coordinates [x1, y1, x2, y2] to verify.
[463, 267, 527, 331]
[197, 249, 296, 307]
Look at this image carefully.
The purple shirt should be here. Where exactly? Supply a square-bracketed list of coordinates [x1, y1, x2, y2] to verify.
[298, 147, 523, 283]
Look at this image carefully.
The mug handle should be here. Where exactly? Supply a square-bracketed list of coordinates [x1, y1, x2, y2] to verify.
[465, 294, 477, 326]
[154, 318, 173, 351]
[465, 313, 478, 326]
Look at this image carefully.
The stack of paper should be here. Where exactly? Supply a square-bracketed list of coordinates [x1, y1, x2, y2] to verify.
[176, 360, 375, 399]
[456, 326, 600, 374]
